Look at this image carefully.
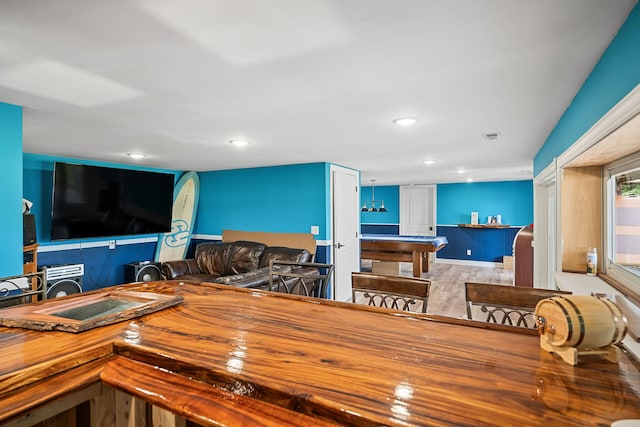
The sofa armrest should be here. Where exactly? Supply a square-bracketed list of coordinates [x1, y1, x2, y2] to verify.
[160, 259, 201, 280]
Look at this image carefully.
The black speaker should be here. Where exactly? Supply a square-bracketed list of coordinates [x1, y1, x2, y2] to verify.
[47, 277, 83, 299]
[126, 262, 163, 282]
[23, 213, 36, 245]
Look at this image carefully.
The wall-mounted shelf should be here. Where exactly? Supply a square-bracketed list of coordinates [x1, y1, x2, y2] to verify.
[458, 224, 511, 229]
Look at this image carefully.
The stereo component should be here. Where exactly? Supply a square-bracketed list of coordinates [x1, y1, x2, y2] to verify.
[43, 264, 84, 299]
[125, 262, 163, 282]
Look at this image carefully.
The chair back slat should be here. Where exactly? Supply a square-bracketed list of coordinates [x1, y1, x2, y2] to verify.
[352, 272, 430, 313]
[268, 260, 334, 299]
[465, 282, 572, 329]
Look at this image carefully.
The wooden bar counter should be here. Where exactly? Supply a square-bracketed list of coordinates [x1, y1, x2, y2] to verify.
[1, 281, 640, 426]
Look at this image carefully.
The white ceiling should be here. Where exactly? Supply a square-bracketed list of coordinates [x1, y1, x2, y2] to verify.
[0, 0, 636, 185]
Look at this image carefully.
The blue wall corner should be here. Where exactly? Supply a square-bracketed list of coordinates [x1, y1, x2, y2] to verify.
[534, 4, 640, 175]
[0, 103, 23, 277]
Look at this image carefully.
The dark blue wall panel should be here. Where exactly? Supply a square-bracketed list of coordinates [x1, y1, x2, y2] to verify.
[38, 241, 157, 292]
[361, 224, 400, 235]
[436, 225, 521, 262]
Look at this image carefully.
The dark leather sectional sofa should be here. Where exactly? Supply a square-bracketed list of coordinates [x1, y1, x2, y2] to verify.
[160, 240, 314, 289]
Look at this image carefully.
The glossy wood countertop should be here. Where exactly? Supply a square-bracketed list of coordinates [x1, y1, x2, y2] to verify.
[1, 281, 640, 426]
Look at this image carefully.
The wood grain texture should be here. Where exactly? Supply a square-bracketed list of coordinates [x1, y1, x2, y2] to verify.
[361, 239, 443, 277]
[102, 356, 337, 427]
[0, 290, 182, 332]
[352, 272, 430, 312]
[566, 111, 640, 168]
[1, 281, 639, 426]
[1, 359, 107, 425]
[561, 167, 602, 273]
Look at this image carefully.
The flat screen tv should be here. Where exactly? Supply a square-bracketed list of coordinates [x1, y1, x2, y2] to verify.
[51, 162, 174, 240]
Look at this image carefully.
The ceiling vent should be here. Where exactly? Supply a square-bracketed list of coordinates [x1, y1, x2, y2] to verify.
[482, 132, 501, 141]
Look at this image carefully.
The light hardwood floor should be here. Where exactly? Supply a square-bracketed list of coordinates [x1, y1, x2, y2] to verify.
[359, 261, 514, 319]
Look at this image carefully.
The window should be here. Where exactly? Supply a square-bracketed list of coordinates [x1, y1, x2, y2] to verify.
[605, 151, 640, 291]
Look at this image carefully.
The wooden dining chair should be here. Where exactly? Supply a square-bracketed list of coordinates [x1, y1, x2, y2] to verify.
[268, 260, 334, 299]
[351, 272, 430, 313]
[464, 282, 572, 328]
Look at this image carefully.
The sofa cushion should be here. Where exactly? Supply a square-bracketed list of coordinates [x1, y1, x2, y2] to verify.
[195, 241, 266, 276]
[258, 246, 312, 268]
[173, 273, 221, 282]
[195, 243, 229, 276]
[214, 264, 293, 288]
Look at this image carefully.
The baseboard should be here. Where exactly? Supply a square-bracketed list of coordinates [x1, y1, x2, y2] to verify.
[435, 258, 504, 268]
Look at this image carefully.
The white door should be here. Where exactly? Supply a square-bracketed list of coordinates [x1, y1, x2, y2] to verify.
[331, 166, 360, 302]
[400, 186, 436, 236]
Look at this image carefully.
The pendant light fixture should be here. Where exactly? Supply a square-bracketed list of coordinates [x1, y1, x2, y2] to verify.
[361, 179, 387, 212]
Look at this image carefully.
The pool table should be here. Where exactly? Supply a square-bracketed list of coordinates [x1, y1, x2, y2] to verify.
[360, 234, 448, 277]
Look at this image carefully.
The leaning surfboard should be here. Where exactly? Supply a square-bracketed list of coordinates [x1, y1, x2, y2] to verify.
[154, 171, 200, 263]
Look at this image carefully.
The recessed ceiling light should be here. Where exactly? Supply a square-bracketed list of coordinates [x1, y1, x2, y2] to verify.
[393, 117, 419, 126]
[229, 139, 250, 147]
[466, 178, 473, 183]
[127, 153, 146, 159]
[456, 169, 466, 174]
[423, 160, 435, 165]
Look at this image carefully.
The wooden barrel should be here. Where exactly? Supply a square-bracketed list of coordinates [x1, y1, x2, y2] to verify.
[534, 295, 627, 349]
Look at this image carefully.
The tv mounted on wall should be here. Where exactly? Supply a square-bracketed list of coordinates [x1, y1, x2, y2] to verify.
[51, 162, 174, 240]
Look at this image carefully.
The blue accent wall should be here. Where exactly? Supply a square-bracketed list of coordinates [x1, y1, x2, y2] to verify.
[22, 153, 180, 288]
[360, 185, 399, 225]
[23, 154, 180, 245]
[195, 163, 328, 239]
[437, 180, 533, 226]
[0, 103, 23, 277]
[21, 157, 334, 290]
[534, 4, 640, 175]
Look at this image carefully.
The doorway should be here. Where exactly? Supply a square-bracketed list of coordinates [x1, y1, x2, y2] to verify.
[399, 185, 436, 236]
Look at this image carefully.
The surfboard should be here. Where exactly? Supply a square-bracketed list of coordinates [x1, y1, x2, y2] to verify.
[154, 171, 200, 263]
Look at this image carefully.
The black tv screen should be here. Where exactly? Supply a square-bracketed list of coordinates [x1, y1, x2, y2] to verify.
[51, 162, 174, 240]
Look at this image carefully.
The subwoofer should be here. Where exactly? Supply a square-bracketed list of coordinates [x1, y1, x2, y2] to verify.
[126, 262, 163, 282]
[47, 278, 83, 299]
[44, 264, 84, 299]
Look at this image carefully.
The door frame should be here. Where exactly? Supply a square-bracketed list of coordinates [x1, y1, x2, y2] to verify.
[533, 159, 558, 289]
